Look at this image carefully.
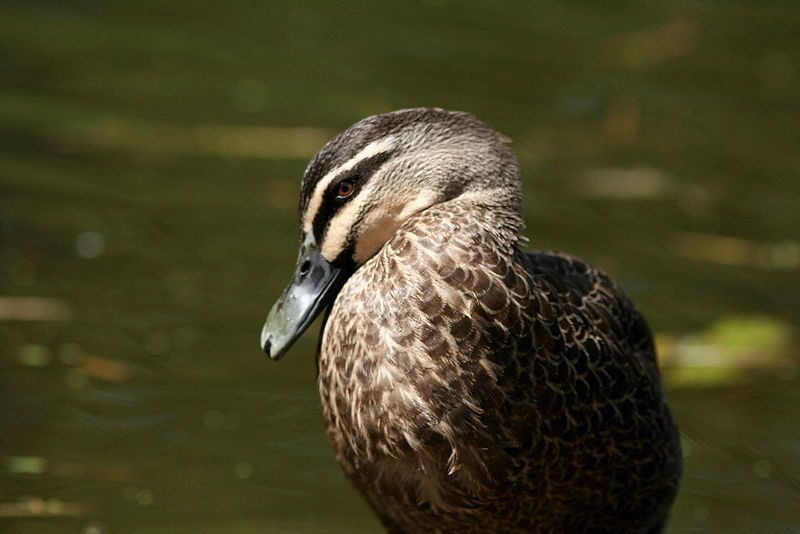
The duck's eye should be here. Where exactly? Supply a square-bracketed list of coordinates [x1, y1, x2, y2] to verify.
[336, 180, 355, 199]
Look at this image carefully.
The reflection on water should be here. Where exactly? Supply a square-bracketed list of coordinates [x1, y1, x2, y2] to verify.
[1, 1, 799, 532]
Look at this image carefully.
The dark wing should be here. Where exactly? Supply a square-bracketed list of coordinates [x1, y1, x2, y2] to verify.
[504, 250, 681, 530]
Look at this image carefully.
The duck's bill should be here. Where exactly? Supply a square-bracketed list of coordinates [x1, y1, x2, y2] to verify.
[260, 234, 345, 360]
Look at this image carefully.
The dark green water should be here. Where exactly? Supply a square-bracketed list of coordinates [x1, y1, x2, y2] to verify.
[2, 1, 799, 532]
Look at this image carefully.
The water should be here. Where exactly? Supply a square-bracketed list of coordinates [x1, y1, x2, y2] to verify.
[2, 1, 799, 532]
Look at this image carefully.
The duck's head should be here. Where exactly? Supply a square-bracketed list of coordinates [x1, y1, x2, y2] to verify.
[261, 107, 521, 359]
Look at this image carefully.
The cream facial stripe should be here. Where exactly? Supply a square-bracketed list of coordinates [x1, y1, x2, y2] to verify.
[302, 136, 397, 234]
[351, 190, 440, 264]
[320, 184, 440, 263]
[319, 188, 366, 261]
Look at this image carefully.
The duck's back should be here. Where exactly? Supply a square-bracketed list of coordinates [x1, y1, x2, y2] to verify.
[318, 198, 682, 533]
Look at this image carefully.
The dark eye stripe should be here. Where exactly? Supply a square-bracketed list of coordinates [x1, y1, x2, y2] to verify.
[311, 150, 394, 244]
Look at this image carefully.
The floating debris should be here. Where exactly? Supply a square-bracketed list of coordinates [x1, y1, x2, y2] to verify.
[234, 461, 254, 480]
[80, 521, 109, 534]
[75, 231, 105, 259]
[674, 232, 800, 271]
[663, 366, 745, 388]
[610, 20, 699, 69]
[65, 368, 89, 390]
[80, 356, 131, 382]
[0, 297, 71, 321]
[659, 315, 797, 387]
[17, 344, 52, 367]
[0, 497, 86, 517]
[135, 489, 153, 506]
[54, 116, 333, 159]
[5, 456, 48, 474]
[757, 240, 800, 270]
[579, 166, 671, 199]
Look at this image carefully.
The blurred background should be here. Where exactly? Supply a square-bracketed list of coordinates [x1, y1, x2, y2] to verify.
[1, 1, 799, 532]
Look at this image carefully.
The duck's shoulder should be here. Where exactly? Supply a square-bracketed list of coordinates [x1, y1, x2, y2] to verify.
[524, 249, 647, 326]
[522, 249, 658, 370]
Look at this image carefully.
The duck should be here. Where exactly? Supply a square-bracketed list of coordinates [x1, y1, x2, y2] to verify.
[260, 108, 682, 533]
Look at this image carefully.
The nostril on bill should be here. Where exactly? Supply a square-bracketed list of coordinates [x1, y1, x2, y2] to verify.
[299, 259, 311, 277]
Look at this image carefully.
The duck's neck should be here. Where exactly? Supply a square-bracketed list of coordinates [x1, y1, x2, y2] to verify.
[446, 187, 526, 247]
[317, 190, 524, 497]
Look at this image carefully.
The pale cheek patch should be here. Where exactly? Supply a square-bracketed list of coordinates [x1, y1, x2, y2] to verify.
[303, 136, 397, 234]
[320, 199, 362, 262]
[353, 190, 440, 264]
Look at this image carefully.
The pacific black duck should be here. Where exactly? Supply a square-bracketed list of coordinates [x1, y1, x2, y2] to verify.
[260, 108, 682, 533]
